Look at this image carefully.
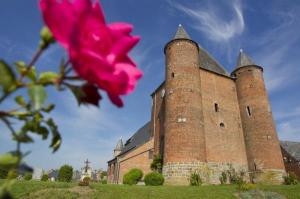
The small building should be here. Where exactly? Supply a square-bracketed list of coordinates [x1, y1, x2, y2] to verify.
[281, 141, 300, 179]
[81, 159, 92, 181]
[72, 170, 81, 181]
[48, 169, 58, 181]
[32, 168, 44, 180]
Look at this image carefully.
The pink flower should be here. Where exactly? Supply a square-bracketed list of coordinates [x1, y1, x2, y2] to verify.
[40, 0, 142, 107]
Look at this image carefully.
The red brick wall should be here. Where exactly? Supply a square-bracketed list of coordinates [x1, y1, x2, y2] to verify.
[117, 139, 154, 183]
[200, 69, 248, 166]
[164, 39, 206, 163]
[234, 66, 285, 171]
[151, 85, 165, 157]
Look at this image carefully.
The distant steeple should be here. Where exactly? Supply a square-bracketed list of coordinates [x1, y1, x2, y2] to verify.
[173, 24, 191, 40]
[115, 138, 123, 151]
[236, 49, 256, 68]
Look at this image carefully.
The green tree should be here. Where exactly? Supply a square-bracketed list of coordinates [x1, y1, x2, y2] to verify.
[100, 171, 107, 180]
[58, 165, 73, 182]
[41, 174, 48, 181]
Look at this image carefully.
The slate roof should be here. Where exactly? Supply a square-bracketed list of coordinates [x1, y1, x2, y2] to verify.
[280, 141, 300, 161]
[236, 49, 256, 69]
[118, 122, 151, 156]
[174, 24, 191, 40]
[198, 47, 229, 76]
[172, 24, 228, 76]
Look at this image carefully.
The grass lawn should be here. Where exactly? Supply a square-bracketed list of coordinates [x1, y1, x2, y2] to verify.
[0, 180, 76, 198]
[1, 180, 300, 199]
[90, 184, 300, 199]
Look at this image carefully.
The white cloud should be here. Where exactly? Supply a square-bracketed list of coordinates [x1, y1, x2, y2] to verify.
[168, 0, 244, 42]
[277, 121, 300, 142]
[252, 8, 300, 92]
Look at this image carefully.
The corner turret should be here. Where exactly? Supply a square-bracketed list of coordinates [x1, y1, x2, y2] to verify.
[163, 25, 206, 185]
[114, 138, 123, 157]
[232, 50, 285, 183]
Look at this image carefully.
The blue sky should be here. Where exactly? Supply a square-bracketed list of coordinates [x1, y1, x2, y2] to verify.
[0, 0, 299, 171]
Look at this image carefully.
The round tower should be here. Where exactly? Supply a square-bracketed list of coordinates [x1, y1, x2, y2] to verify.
[232, 50, 285, 183]
[163, 25, 206, 185]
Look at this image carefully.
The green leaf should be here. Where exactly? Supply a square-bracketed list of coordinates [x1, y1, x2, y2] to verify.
[0, 153, 18, 169]
[9, 112, 31, 118]
[68, 85, 85, 105]
[15, 96, 26, 107]
[27, 67, 37, 82]
[42, 104, 55, 113]
[0, 60, 16, 93]
[15, 61, 36, 82]
[37, 126, 49, 140]
[13, 132, 33, 143]
[28, 85, 47, 110]
[39, 72, 59, 84]
[15, 61, 27, 74]
[50, 134, 61, 153]
[46, 118, 61, 152]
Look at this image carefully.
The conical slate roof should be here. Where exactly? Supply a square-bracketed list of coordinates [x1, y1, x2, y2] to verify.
[114, 138, 123, 151]
[172, 24, 228, 76]
[236, 49, 256, 68]
[174, 24, 191, 40]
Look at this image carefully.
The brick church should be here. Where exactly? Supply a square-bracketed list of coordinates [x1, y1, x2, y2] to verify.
[107, 25, 299, 185]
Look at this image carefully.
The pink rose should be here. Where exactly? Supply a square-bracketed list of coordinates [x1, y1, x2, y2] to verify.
[40, 0, 142, 107]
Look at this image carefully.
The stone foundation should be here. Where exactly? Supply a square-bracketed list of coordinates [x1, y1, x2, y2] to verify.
[162, 162, 249, 185]
[250, 169, 285, 184]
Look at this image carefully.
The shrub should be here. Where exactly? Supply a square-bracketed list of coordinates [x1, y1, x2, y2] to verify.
[239, 183, 257, 191]
[24, 173, 32, 181]
[227, 168, 245, 185]
[283, 172, 298, 185]
[150, 155, 162, 173]
[123, 168, 143, 185]
[58, 165, 73, 182]
[219, 171, 227, 184]
[41, 174, 48, 181]
[7, 170, 18, 179]
[79, 177, 90, 186]
[100, 179, 107, 184]
[190, 172, 202, 186]
[144, 172, 164, 186]
[0, 168, 8, 179]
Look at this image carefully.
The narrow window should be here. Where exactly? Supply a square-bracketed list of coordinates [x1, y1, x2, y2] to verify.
[214, 103, 219, 112]
[220, 123, 225, 128]
[171, 72, 175, 78]
[247, 106, 252, 116]
[254, 162, 257, 171]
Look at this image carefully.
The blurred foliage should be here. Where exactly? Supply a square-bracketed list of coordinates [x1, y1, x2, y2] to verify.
[0, 26, 102, 198]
